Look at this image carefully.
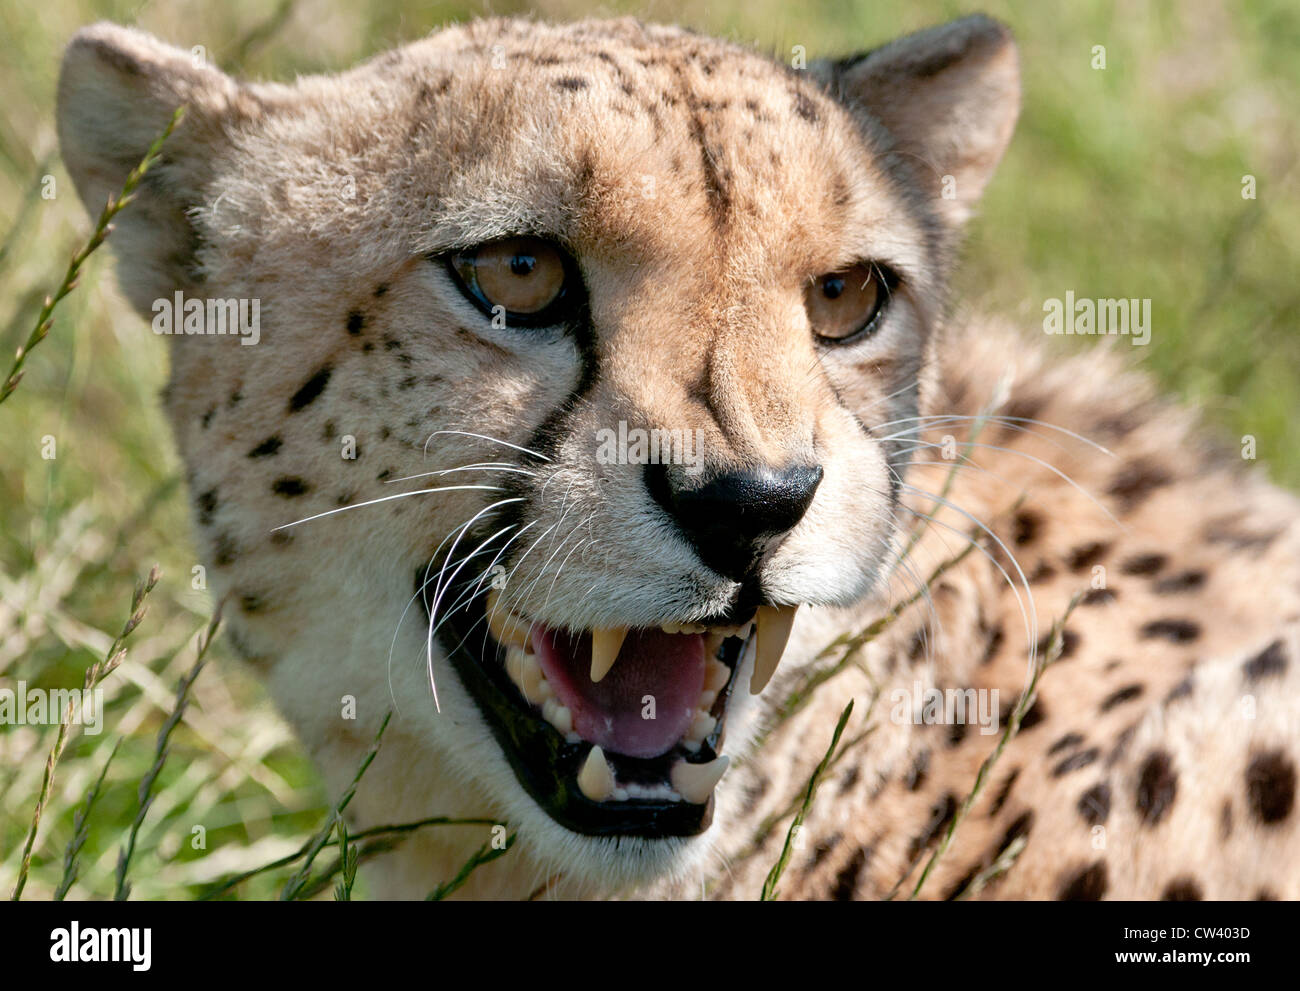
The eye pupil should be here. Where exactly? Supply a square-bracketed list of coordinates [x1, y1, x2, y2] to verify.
[822, 276, 844, 300]
[510, 254, 536, 276]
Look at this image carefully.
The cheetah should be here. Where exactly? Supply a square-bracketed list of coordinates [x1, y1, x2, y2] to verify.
[56, 14, 1300, 900]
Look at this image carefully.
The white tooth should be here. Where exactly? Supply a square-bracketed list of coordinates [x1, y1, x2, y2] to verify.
[750, 605, 798, 694]
[661, 622, 680, 634]
[697, 687, 718, 710]
[612, 787, 629, 802]
[577, 745, 615, 802]
[486, 589, 532, 650]
[686, 710, 716, 742]
[542, 698, 573, 735]
[705, 659, 730, 693]
[590, 627, 628, 683]
[505, 647, 548, 705]
[680, 623, 707, 634]
[671, 755, 730, 804]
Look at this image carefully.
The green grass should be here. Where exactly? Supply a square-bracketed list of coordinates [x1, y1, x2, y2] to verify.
[1, 0, 1297, 900]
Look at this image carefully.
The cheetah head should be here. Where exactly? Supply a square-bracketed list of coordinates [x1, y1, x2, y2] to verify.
[57, 15, 1018, 892]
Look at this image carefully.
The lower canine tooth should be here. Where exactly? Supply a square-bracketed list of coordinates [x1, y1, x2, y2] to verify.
[486, 589, 532, 650]
[750, 604, 799, 694]
[577, 745, 616, 802]
[590, 627, 628, 683]
[671, 755, 730, 804]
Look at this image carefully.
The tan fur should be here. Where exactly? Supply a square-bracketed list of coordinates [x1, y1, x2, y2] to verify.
[56, 16, 1299, 899]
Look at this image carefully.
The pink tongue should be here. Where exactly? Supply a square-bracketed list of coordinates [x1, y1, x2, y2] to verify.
[532, 626, 706, 759]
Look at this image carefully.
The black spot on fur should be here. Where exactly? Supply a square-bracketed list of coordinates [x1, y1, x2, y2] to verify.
[1153, 569, 1206, 594]
[1027, 560, 1056, 584]
[1245, 750, 1296, 825]
[322, 421, 337, 441]
[271, 477, 310, 497]
[1107, 461, 1173, 510]
[196, 489, 217, 526]
[1140, 618, 1200, 643]
[947, 719, 968, 748]
[1243, 640, 1287, 681]
[836, 763, 860, 795]
[213, 533, 238, 567]
[1136, 749, 1178, 825]
[1067, 541, 1109, 571]
[201, 406, 216, 429]
[1049, 732, 1084, 756]
[1000, 811, 1035, 853]
[373, 283, 389, 298]
[1059, 861, 1107, 900]
[979, 622, 1005, 665]
[346, 311, 365, 335]
[247, 436, 282, 458]
[1078, 782, 1111, 825]
[830, 846, 869, 901]
[1120, 553, 1166, 576]
[289, 366, 332, 412]
[989, 768, 1020, 816]
[1012, 510, 1041, 545]
[1081, 587, 1116, 606]
[907, 793, 958, 860]
[555, 75, 588, 91]
[239, 594, 264, 614]
[905, 748, 931, 791]
[1099, 683, 1144, 713]
[1053, 748, 1100, 777]
[1036, 629, 1080, 660]
[808, 832, 842, 869]
[791, 88, 820, 122]
[1162, 878, 1203, 901]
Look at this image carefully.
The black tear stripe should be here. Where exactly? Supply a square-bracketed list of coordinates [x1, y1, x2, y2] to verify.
[463, 308, 599, 560]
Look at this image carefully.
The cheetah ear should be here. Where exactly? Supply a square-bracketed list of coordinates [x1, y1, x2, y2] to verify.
[815, 14, 1020, 227]
[56, 23, 250, 317]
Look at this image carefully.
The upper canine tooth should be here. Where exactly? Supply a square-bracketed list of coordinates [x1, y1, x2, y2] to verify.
[750, 604, 799, 695]
[577, 745, 616, 802]
[671, 755, 730, 804]
[485, 589, 532, 650]
[590, 627, 628, 683]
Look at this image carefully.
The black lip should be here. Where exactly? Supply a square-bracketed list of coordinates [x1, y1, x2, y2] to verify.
[417, 569, 746, 838]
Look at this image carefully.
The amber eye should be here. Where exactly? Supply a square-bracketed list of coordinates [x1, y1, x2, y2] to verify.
[806, 262, 895, 343]
[448, 237, 576, 325]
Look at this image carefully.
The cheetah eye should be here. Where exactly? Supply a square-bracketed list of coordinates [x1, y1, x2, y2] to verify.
[806, 262, 897, 343]
[447, 237, 579, 327]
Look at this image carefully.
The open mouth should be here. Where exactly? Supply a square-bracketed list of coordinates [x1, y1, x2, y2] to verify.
[419, 572, 798, 838]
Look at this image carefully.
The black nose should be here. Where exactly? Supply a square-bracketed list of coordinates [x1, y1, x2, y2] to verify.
[646, 462, 823, 581]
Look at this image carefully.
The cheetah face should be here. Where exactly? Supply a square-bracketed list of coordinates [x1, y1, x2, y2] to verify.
[58, 16, 1017, 886]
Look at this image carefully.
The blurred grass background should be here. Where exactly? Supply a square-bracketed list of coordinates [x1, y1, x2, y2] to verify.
[1, 0, 1297, 899]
